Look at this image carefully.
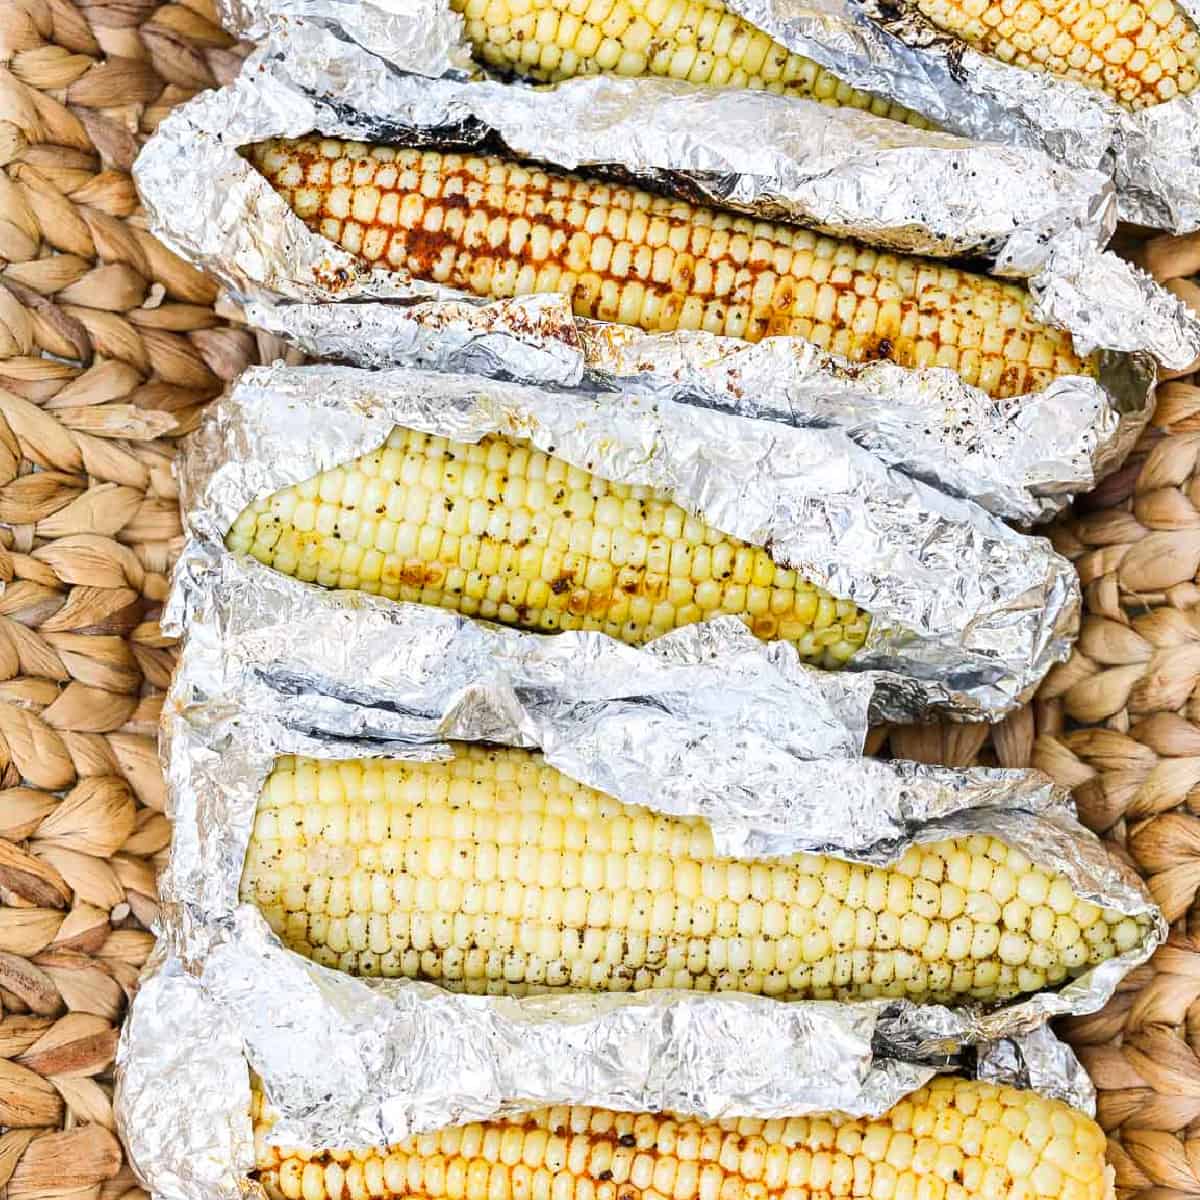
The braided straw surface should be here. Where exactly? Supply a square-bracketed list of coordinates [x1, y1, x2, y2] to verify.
[0, 3, 1198, 1195]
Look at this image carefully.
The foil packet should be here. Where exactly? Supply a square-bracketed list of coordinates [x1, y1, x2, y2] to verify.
[166, 543, 1068, 881]
[174, 360, 1082, 722]
[112, 943, 1097, 1200]
[132, 24, 1200, 523]
[117, 554, 1153, 1181]
[215, 0, 1200, 233]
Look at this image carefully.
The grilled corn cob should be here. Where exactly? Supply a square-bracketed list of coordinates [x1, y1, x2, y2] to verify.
[227, 427, 872, 665]
[253, 1077, 1112, 1200]
[914, 0, 1199, 107]
[448, 0, 928, 125]
[240, 746, 1148, 1003]
[250, 139, 1094, 402]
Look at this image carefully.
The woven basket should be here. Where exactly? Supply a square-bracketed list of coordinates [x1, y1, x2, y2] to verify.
[1, 7, 1198, 1198]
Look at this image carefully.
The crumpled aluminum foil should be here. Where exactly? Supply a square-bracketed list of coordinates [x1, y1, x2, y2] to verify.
[114, 522, 1139, 1194]
[974, 1023, 1097, 1112]
[115, 950, 256, 1200]
[113, 951, 1102, 1200]
[708, 0, 1200, 233]
[250, 291, 1144, 526]
[161, 20, 1121, 269]
[189, 911, 941, 1140]
[157, 617, 1164, 1059]
[132, 24, 1200, 523]
[215, 0, 1200, 233]
[266, 23, 1122, 270]
[176, 360, 1081, 722]
[117, 555, 1154, 1181]
[165, 543, 1074, 883]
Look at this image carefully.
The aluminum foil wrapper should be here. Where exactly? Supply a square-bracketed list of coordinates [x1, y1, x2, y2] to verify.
[176, 360, 1081, 721]
[215, 0, 1200, 232]
[114, 948, 1101, 1200]
[840, 0, 1200, 235]
[115, 948, 256, 1200]
[157, 531, 1161, 1058]
[117, 605, 1150, 1184]
[115, 536, 1139, 1191]
[709, 0, 1200, 233]
[165, 542, 1075, 887]
[131, 24, 1200, 523]
[974, 1024, 1097, 1113]
[181, 910, 942, 1139]
[157, 614, 1161, 1056]
[220, 0, 475, 79]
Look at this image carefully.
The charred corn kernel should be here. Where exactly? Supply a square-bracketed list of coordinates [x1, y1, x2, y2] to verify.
[447, 0, 929, 125]
[238, 745, 1150, 1003]
[914, 0, 1199, 107]
[227, 427, 872, 666]
[249, 138, 1095, 401]
[252, 1079, 1112, 1200]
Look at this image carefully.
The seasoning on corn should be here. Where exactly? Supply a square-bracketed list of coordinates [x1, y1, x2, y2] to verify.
[239, 745, 1150, 1003]
[248, 137, 1095, 402]
[913, 0, 1200, 109]
[447, 0, 928, 125]
[252, 1078, 1114, 1200]
[226, 427, 873, 666]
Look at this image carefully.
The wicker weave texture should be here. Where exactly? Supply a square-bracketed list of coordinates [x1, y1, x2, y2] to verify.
[1, 6, 1200, 1198]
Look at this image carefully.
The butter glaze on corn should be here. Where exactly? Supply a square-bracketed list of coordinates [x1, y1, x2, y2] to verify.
[227, 427, 872, 665]
[239, 746, 1148, 1003]
[248, 138, 1095, 402]
[913, 0, 1200, 108]
[252, 1078, 1113, 1200]
[448, 0, 928, 125]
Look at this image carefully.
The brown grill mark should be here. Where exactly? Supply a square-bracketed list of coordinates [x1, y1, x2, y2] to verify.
[751, 615, 780, 638]
[382, 562, 447, 588]
[311, 262, 354, 292]
[398, 223, 461, 278]
[390, 554, 670, 612]
[568, 588, 595, 616]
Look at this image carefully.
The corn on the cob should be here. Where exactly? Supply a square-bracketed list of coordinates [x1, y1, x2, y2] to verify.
[240, 746, 1148, 1003]
[248, 138, 1095, 402]
[914, 0, 1199, 108]
[447, 0, 928, 126]
[226, 427, 873, 665]
[252, 1078, 1113, 1200]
